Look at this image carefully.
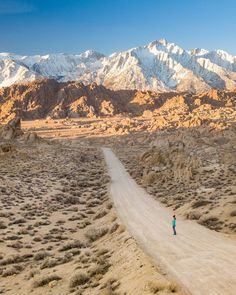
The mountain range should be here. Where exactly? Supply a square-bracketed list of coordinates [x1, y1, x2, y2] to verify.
[0, 78, 235, 121]
[1, 39, 236, 92]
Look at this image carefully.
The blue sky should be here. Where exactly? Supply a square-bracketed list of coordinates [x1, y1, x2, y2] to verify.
[0, 0, 236, 55]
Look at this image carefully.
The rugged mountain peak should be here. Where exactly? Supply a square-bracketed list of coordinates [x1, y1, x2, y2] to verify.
[148, 39, 185, 54]
[148, 38, 169, 48]
[158, 38, 168, 46]
[190, 48, 209, 56]
[79, 50, 105, 60]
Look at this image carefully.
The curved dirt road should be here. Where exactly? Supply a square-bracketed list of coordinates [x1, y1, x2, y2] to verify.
[103, 148, 236, 295]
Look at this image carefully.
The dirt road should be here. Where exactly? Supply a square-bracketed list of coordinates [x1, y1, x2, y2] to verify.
[103, 148, 236, 295]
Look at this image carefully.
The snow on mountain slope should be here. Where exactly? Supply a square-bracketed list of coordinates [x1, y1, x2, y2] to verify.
[0, 58, 37, 87]
[0, 39, 236, 92]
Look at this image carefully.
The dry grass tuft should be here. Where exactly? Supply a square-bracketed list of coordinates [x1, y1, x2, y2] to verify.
[2, 265, 22, 277]
[33, 251, 50, 261]
[59, 240, 86, 251]
[191, 200, 211, 209]
[94, 210, 108, 220]
[230, 210, 236, 217]
[166, 282, 179, 292]
[33, 274, 62, 288]
[109, 223, 119, 233]
[88, 261, 110, 277]
[0, 255, 24, 266]
[85, 227, 108, 242]
[69, 272, 89, 288]
[147, 281, 165, 293]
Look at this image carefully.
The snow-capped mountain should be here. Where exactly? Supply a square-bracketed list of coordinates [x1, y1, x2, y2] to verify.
[1, 39, 236, 92]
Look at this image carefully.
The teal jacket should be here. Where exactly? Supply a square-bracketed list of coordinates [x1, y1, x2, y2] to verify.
[172, 219, 176, 227]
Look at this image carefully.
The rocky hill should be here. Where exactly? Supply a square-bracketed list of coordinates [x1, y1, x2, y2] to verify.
[0, 78, 235, 122]
[1, 39, 236, 92]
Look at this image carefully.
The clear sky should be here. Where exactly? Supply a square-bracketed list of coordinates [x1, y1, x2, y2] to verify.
[0, 0, 236, 55]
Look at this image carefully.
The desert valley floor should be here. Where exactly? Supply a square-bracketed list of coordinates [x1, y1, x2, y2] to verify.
[0, 89, 236, 295]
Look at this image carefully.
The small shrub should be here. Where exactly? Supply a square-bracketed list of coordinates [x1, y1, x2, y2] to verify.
[198, 216, 223, 230]
[59, 240, 86, 251]
[6, 235, 20, 241]
[69, 248, 81, 256]
[110, 215, 117, 222]
[100, 278, 120, 293]
[143, 172, 158, 185]
[11, 218, 26, 225]
[64, 195, 80, 205]
[148, 281, 165, 293]
[85, 227, 108, 242]
[2, 266, 22, 277]
[106, 202, 113, 210]
[33, 251, 50, 261]
[94, 210, 107, 220]
[40, 258, 58, 269]
[186, 211, 201, 220]
[89, 262, 110, 277]
[0, 255, 24, 266]
[33, 274, 62, 288]
[69, 272, 89, 288]
[27, 269, 40, 279]
[0, 221, 7, 229]
[230, 210, 236, 217]
[0, 212, 9, 218]
[166, 282, 179, 293]
[109, 223, 119, 233]
[191, 200, 211, 209]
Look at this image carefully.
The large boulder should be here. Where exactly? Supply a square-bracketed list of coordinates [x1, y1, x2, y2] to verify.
[0, 116, 23, 140]
[140, 142, 201, 184]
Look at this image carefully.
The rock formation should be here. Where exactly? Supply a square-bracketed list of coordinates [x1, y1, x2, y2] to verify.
[0, 79, 235, 123]
[0, 116, 42, 154]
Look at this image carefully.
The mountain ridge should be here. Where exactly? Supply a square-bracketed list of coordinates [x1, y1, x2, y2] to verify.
[1, 39, 236, 92]
[0, 78, 235, 121]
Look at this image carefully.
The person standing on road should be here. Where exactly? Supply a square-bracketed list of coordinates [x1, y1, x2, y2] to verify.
[172, 215, 177, 235]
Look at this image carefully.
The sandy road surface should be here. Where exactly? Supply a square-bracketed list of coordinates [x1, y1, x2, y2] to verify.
[103, 148, 236, 295]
